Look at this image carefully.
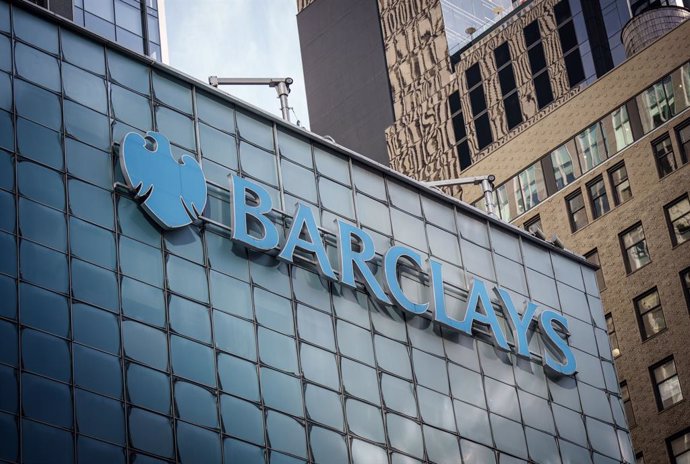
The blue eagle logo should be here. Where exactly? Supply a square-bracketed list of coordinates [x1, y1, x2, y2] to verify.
[119, 131, 207, 230]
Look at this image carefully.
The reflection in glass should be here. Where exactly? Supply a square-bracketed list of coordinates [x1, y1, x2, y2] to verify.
[258, 327, 298, 374]
[637, 76, 675, 133]
[576, 123, 607, 172]
[305, 384, 343, 430]
[550, 141, 580, 190]
[300, 343, 339, 390]
[261, 367, 303, 416]
[265, 411, 306, 458]
[220, 395, 264, 445]
[346, 399, 385, 443]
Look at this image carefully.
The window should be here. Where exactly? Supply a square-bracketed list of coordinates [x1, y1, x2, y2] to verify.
[524, 215, 543, 235]
[465, 63, 493, 151]
[612, 105, 635, 150]
[665, 194, 690, 246]
[682, 267, 690, 311]
[518, 163, 547, 210]
[669, 428, 690, 464]
[494, 163, 547, 221]
[587, 176, 610, 219]
[554, 0, 586, 88]
[566, 190, 588, 232]
[494, 42, 523, 130]
[637, 76, 675, 133]
[585, 249, 605, 290]
[550, 141, 581, 190]
[635, 453, 644, 464]
[576, 123, 608, 171]
[619, 223, 651, 273]
[620, 381, 635, 427]
[448, 91, 471, 170]
[605, 314, 620, 358]
[652, 136, 677, 178]
[523, 20, 554, 109]
[634, 288, 666, 340]
[651, 357, 683, 410]
[677, 121, 690, 166]
[608, 163, 632, 205]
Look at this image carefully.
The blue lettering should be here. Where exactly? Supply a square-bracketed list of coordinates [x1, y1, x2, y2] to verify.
[230, 175, 279, 251]
[539, 310, 577, 376]
[383, 246, 429, 315]
[337, 220, 391, 305]
[497, 288, 538, 358]
[430, 259, 462, 330]
[278, 204, 336, 280]
[460, 279, 510, 351]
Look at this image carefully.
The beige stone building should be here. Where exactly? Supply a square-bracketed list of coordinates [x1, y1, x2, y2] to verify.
[297, 0, 690, 462]
[462, 19, 690, 464]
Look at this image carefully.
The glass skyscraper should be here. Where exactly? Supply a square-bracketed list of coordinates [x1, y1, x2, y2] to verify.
[0, 1, 633, 462]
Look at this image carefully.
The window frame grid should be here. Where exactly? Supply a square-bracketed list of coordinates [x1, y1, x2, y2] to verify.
[664, 193, 690, 247]
[619, 222, 651, 274]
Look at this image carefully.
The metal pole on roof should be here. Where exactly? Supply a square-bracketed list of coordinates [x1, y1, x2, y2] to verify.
[208, 76, 294, 122]
[424, 175, 497, 217]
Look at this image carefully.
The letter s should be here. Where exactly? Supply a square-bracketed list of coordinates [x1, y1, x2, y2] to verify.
[539, 310, 577, 376]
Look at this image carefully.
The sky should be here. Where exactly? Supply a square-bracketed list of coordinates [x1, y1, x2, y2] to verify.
[163, 0, 310, 129]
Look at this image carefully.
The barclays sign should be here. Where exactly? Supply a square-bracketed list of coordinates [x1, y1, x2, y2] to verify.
[120, 131, 578, 376]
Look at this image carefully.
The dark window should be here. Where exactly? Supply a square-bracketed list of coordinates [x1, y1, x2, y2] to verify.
[566, 190, 588, 232]
[494, 42, 523, 131]
[585, 249, 605, 291]
[620, 381, 635, 427]
[457, 141, 471, 170]
[523, 20, 554, 110]
[464, 64, 493, 154]
[493, 42, 511, 67]
[469, 86, 487, 116]
[554, 1, 586, 88]
[678, 267, 690, 313]
[652, 135, 676, 178]
[452, 111, 467, 140]
[448, 91, 462, 115]
[553, 0, 572, 24]
[605, 313, 619, 358]
[665, 194, 690, 246]
[676, 121, 690, 165]
[523, 21, 541, 46]
[558, 20, 578, 52]
[608, 162, 632, 205]
[504, 94, 523, 129]
[498, 67, 517, 96]
[587, 176, 610, 219]
[465, 63, 482, 89]
[524, 215, 542, 235]
[634, 288, 666, 340]
[563, 51, 586, 87]
[619, 222, 651, 273]
[447, 91, 471, 171]
[668, 428, 690, 464]
[528, 46, 547, 75]
[474, 114, 493, 150]
[533, 72, 554, 109]
[651, 357, 683, 411]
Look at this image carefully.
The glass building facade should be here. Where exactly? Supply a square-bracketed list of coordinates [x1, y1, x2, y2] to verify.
[0, 2, 634, 463]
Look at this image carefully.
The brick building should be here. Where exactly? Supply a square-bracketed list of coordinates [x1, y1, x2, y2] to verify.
[296, 0, 690, 461]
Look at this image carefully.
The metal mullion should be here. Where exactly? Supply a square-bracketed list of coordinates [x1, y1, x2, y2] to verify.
[8, 4, 22, 456]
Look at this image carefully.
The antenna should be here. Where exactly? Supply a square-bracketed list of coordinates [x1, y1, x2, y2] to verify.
[208, 76, 294, 122]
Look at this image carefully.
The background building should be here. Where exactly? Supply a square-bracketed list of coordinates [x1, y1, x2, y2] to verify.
[297, 0, 690, 462]
[0, 1, 634, 463]
[27, 0, 167, 61]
